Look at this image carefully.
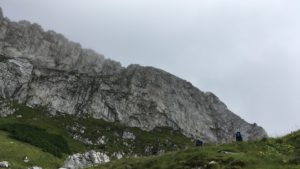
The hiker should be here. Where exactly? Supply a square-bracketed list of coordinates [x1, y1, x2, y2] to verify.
[235, 131, 243, 142]
[195, 139, 203, 147]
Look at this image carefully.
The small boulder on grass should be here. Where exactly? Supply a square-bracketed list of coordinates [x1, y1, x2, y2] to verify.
[24, 156, 29, 163]
[16, 115, 22, 118]
[0, 161, 9, 168]
[209, 161, 217, 165]
[207, 161, 220, 169]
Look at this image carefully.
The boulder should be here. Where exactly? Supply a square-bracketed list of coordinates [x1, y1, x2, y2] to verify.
[112, 152, 124, 160]
[122, 131, 136, 140]
[23, 156, 29, 163]
[0, 100, 14, 117]
[0, 161, 9, 168]
[28, 167, 42, 169]
[62, 150, 110, 169]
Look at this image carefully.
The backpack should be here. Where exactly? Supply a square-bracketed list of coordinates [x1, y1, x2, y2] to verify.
[236, 132, 243, 141]
[196, 139, 203, 146]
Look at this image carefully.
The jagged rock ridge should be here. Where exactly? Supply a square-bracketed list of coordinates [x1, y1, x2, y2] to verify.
[0, 8, 267, 142]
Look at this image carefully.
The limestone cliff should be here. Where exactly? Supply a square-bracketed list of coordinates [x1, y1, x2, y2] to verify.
[0, 8, 267, 142]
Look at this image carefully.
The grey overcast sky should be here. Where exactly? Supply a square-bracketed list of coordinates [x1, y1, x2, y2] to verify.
[0, 0, 299, 136]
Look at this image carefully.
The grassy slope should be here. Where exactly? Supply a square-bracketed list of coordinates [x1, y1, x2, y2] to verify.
[0, 131, 63, 168]
[1, 98, 300, 169]
[0, 100, 86, 168]
[91, 136, 300, 169]
[0, 102, 87, 154]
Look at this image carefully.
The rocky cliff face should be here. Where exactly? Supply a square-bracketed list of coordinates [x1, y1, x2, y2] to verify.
[0, 8, 267, 142]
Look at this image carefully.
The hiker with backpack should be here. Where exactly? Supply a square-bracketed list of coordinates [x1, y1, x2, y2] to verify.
[236, 131, 243, 142]
[195, 139, 204, 147]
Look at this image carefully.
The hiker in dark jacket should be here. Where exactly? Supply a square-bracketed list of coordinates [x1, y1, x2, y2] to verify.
[195, 139, 203, 147]
[236, 131, 243, 142]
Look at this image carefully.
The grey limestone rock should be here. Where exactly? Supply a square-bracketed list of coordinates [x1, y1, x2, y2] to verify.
[122, 131, 136, 140]
[0, 161, 9, 168]
[0, 99, 14, 117]
[23, 156, 29, 163]
[62, 150, 110, 169]
[112, 152, 124, 160]
[96, 136, 106, 145]
[0, 8, 267, 143]
[28, 166, 42, 169]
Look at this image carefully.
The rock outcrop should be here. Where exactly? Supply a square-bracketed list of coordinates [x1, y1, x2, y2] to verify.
[0, 8, 267, 142]
[62, 151, 110, 169]
[0, 98, 15, 117]
[122, 131, 136, 140]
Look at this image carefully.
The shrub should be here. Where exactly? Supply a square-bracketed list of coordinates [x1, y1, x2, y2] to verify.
[290, 147, 300, 164]
[0, 123, 71, 157]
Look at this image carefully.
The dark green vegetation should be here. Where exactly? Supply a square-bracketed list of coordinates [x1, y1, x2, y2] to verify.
[0, 97, 300, 169]
[283, 130, 300, 164]
[0, 100, 87, 154]
[63, 116, 192, 156]
[0, 123, 71, 157]
[0, 131, 63, 169]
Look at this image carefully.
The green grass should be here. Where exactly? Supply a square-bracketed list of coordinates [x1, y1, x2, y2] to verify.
[0, 131, 63, 168]
[1, 97, 300, 169]
[283, 130, 300, 164]
[0, 102, 87, 154]
[89, 134, 300, 169]
[92, 139, 300, 169]
[0, 123, 71, 157]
